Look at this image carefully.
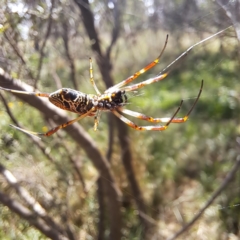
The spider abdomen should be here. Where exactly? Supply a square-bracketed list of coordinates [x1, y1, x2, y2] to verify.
[49, 88, 94, 114]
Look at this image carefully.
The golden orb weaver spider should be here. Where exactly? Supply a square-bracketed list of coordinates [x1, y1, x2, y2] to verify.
[0, 27, 230, 138]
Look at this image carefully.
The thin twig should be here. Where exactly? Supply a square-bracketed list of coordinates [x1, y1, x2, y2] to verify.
[116, 117, 154, 237]
[106, 113, 115, 161]
[73, 1, 154, 238]
[73, 2, 123, 240]
[0, 92, 67, 176]
[4, 31, 35, 80]
[0, 163, 68, 236]
[55, 130, 87, 193]
[62, 20, 78, 90]
[0, 71, 122, 240]
[106, 0, 125, 60]
[167, 154, 240, 240]
[34, 0, 55, 89]
[0, 190, 69, 240]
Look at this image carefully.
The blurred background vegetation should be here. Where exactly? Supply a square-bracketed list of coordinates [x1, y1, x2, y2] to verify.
[0, 0, 240, 239]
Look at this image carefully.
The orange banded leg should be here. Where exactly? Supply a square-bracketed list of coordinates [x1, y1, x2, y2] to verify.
[121, 80, 203, 122]
[113, 100, 183, 131]
[0, 86, 49, 98]
[10, 108, 96, 139]
[105, 27, 229, 94]
[93, 110, 102, 131]
[105, 35, 169, 93]
[121, 73, 168, 92]
[160, 27, 231, 75]
[89, 58, 101, 95]
[112, 27, 229, 93]
[120, 108, 187, 123]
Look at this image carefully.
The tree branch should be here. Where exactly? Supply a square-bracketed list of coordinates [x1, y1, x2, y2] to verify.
[0, 163, 72, 238]
[106, 0, 125, 60]
[116, 117, 154, 237]
[0, 92, 69, 177]
[0, 190, 68, 240]
[73, 1, 152, 237]
[4, 31, 35, 80]
[0, 68, 122, 240]
[34, 0, 55, 89]
[167, 153, 240, 240]
[62, 19, 78, 90]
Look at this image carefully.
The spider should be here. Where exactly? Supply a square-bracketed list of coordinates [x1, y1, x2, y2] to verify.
[0, 27, 229, 138]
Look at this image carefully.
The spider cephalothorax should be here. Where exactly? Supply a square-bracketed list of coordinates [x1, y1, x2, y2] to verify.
[96, 90, 127, 110]
[0, 27, 229, 138]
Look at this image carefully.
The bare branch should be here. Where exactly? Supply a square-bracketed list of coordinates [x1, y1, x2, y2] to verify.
[116, 117, 154, 237]
[72, 1, 153, 238]
[0, 163, 70, 236]
[97, 113, 115, 239]
[4, 31, 35, 80]
[0, 190, 68, 240]
[74, 0, 102, 55]
[0, 92, 69, 177]
[73, 0, 113, 88]
[106, 0, 125, 60]
[34, 0, 55, 89]
[0, 68, 122, 240]
[167, 154, 240, 240]
[96, 177, 106, 240]
[72, 2, 123, 239]
[62, 20, 78, 90]
[56, 134, 86, 193]
[51, 69, 63, 89]
[106, 113, 115, 161]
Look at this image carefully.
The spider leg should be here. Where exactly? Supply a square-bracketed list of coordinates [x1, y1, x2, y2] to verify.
[113, 100, 183, 131]
[0, 86, 49, 97]
[120, 80, 203, 123]
[105, 35, 168, 93]
[121, 73, 168, 92]
[10, 108, 96, 138]
[120, 27, 230, 93]
[94, 110, 102, 131]
[159, 27, 231, 76]
[89, 58, 101, 95]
